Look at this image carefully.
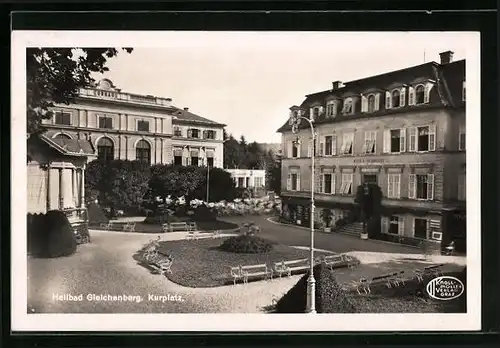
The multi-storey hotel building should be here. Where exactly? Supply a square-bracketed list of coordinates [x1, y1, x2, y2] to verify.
[42, 78, 225, 168]
[277, 51, 466, 245]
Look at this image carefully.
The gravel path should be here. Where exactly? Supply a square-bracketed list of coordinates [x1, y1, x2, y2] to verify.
[28, 230, 300, 314]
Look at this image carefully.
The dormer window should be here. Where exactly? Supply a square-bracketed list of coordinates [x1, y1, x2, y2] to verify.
[385, 87, 406, 109]
[326, 101, 337, 117]
[367, 95, 376, 113]
[342, 98, 354, 114]
[391, 90, 400, 108]
[415, 85, 425, 104]
[313, 107, 319, 119]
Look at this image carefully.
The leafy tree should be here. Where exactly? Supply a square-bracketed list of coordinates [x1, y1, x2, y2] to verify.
[265, 149, 282, 195]
[223, 134, 240, 168]
[27, 47, 133, 137]
[148, 164, 205, 202]
[85, 160, 150, 214]
[190, 167, 237, 202]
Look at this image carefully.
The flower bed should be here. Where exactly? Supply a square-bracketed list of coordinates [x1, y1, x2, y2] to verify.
[151, 238, 328, 288]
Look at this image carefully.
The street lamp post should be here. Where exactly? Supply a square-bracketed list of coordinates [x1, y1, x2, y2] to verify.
[289, 112, 316, 314]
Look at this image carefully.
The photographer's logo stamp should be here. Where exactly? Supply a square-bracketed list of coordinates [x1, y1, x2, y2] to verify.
[426, 276, 464, 301]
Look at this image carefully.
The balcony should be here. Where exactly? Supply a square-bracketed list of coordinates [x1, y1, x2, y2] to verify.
[79, 88, 172, 108]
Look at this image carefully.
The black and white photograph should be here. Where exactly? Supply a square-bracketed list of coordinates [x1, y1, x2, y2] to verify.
[12, 31, 480, 332]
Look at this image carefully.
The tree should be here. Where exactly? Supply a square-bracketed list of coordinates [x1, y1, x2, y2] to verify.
[27, 47, 133, 137]
[223, 133, 240, 169]
[265, 149, 282, 195]
[85, 160, 150, 214]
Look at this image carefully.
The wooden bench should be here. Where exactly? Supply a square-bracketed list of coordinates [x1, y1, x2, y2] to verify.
[241, 263, 273, 284]
[229, 266, 244, 285]
[273, 258, 309, 278]
[186, 231, 199, 241]
[122, 222, 136, 232]
[414, 264, 444, 282]
[164, 222, 189, 232]
[351, 277, 372, 295]
[320, 254, 357, 271]
[99, 222, 114, 230]
[149, 255, 174, 276]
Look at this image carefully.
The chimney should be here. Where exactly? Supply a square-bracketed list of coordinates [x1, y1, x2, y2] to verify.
[439, 51, 454, 65]
[332, 81, 344, 90]
[183, 107, 189, 111]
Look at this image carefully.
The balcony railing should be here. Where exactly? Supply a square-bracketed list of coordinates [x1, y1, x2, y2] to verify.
[79, 88, 172, 107]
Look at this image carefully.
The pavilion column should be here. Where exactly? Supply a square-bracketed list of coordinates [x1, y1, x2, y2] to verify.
[58, 168, 63, 209]
[46, 165, 51, 213]
[62, 168, 73, 209]
[72, 168, 78, 207]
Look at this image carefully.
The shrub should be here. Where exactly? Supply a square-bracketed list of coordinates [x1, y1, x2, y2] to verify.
[219, 234, 274, 254]
[193, 204, 217, 222]
[40, 210, 77, 258]
[275, 264, 356, 313]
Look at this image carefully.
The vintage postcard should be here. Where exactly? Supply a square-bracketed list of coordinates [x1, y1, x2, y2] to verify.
[11, 30, 481, 331]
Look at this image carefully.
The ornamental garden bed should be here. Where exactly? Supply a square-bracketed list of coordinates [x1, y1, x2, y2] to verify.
[146, 237, 331, 288]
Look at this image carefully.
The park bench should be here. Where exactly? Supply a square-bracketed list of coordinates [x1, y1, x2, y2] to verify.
[413, 264, 444, 282]
[229, 266, 244, 285]
[149, 254, 174, 276]
[444, 241, 455, 255]
[99, 221, 114, 230]
[351, 277, 372, 295]
[122, 222, 136, 232]
[319, 254, 358, 271]
[241, 263, 273, 284]
[273, 258, 309, 278]
[163, 222, 189, 232]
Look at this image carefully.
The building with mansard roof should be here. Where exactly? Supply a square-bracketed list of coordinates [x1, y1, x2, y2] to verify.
[277, 51, 466, 249]
[41, 78, 226, 168]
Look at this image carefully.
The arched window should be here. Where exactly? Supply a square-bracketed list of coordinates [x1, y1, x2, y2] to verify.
[136, 139, 151, 164]
[53, 133, 72, 140]
[391, 89, 400, 108]
[367, 95, 376, 113]
[97, 137, 114, 162]
[415, 85, 425, 104]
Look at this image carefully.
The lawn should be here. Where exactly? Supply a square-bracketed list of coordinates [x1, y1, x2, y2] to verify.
[149, 237, 331, 288]
[90, 219, 239, 233]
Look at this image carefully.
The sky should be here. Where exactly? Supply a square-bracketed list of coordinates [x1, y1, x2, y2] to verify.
[94, 32, 471, 143]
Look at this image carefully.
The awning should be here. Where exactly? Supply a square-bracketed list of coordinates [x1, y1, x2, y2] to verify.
[39, 135, 95, 156]
[173, 149, 183, 156]
[206, 150, 214, 158]
[190, 150, 199, 157]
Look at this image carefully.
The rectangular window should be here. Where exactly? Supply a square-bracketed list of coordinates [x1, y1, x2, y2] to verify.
[325, 136, 333, 156]
[387, 173, 401, 198]
[363, 174, 377, 185]
[204, 130, 216, 139]
[414, 218, 428, 239]
[341, 133, 354, 155]
[291, 174, 298, 191]
[340, 173, 353, 195]
[98, 116, 113, 129]
[363, 131, 377, 154]
[207, 157, 214, 168]
[413, 125, 436, 152]
[389, 129, 406, 153]
[54, 111, 71, 125]
[388, 216, 399, 235]
[174, 127, 183, 137]
[254, 177, 263, 187]
[137, 120, 150, 132]
[188, 128, 200, 138]
[174, 156, 183, 165]
[292, 142, 299, 158]
[323, 174, 332, 194]
[326, 102, 336, 117]
[411, 173, 434, 200]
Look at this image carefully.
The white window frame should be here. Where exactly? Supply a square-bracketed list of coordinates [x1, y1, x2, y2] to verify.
[342, 98, 354, 115]
[409, 173, 435, 200]
[384, 128, 406, 153]
[340, 173, 353, 195]
[366, 93, 378, 113]
[326, 101, 337, 117]
[324, 135, 336, 156]
[413, 84, 426, 105]
[387, 173, 401, 199]
[382, 215, 404, 236]
[390, 88, 401, 108]
[321, 172, 335, 194]
[287, 171, 300, 191]
[363, 131, 377, 154]
[291, 141, 301, 158]
[340, 133, 354, 155]
[409, 124, 436, 152]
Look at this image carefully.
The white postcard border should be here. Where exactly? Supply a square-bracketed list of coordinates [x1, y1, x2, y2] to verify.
[11, 30, 481, 332]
